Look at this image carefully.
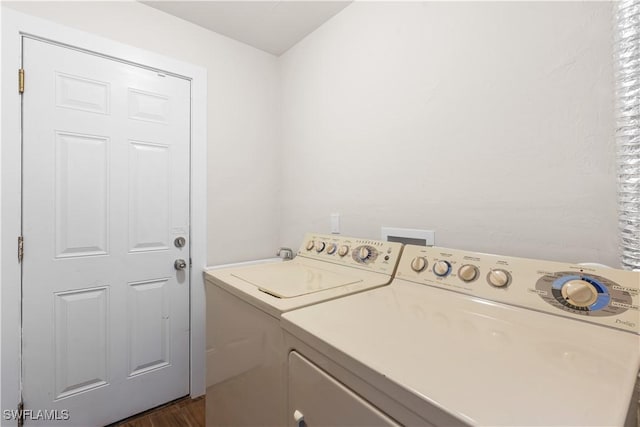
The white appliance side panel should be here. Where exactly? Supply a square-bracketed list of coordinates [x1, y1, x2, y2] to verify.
[205, 283, 285, 427]
[288, 351, 399, 427]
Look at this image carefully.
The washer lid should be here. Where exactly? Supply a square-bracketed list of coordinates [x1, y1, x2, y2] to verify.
[232, 262, 362, 298]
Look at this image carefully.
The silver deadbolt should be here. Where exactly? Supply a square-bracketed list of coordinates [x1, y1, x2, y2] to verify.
[174, 236, 186, 248]
[174, 259, 187, 271]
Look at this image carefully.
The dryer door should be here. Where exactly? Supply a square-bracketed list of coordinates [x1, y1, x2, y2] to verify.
[288, 351, 400, 427]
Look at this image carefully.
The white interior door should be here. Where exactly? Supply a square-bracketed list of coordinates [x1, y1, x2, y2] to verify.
[21, 37, 191, 426]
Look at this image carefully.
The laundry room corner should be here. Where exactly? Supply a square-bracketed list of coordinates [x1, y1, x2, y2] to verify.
[2, 1, 637, 425]
[278, 1, 619, 267]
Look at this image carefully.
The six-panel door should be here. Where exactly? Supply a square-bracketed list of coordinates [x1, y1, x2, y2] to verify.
[21, 38, 191, 426]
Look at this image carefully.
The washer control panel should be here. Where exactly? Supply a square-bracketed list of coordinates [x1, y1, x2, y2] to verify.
[298, 233, 402, 274]
[396, 245, 640, 334]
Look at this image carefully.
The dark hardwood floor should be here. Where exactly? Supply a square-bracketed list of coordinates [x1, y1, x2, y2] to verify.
[110, 396, 205, 427]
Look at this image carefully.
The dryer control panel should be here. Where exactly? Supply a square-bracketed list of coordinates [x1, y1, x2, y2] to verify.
[396, 245, 640, 334]
[298, 233, 403, 275]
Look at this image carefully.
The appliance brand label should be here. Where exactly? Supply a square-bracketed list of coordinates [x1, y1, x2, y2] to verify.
[615, 318, 636, 328]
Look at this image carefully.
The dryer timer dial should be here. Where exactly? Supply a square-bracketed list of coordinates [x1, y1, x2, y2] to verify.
[561, 279, 598, 307]
[353, 246, 378, 264]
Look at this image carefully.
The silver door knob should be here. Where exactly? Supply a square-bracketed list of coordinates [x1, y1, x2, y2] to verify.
[174, 236, 186, 248]
[174, 259, 187, 270]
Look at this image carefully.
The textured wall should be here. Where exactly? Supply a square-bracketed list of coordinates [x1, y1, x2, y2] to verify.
[279, 1, 618, 266]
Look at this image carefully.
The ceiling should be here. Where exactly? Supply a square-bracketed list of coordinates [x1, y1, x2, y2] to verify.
[141, 1, 352, 56]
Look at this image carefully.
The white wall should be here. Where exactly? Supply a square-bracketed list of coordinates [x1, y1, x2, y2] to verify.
[279, 1, 619, 266]
[3, 1, 281, 266]
[3, 1, 620, 267]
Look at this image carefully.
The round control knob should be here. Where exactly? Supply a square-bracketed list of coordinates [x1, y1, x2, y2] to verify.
[487, 269, 511, 288]
[357, 246, 371, 261]
[337, 245, 350, 257]
[433, 260, 452, 277]
[561, 280, 598, 307]
[458, 264, 479, 282]
[410, 257, 427, 272]
[315, 241, 326, 253]
[326, 243, 337, 255]
[305, 240, 314, 251]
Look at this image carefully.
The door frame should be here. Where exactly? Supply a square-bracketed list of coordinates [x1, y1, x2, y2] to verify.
[1, 8, 208, 420]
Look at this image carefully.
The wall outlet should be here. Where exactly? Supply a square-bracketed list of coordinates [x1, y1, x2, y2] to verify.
[331, 213, 340, 234]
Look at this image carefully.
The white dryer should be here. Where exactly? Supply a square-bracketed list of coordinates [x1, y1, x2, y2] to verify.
[282, 245, 640, 426]
[204, 233, 402, 426]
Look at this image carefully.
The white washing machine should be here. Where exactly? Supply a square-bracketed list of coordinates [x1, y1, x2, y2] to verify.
[204, 233, 403, 426]
[282, 245, 640, 426]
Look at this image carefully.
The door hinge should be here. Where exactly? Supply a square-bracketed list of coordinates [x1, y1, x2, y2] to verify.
[18, 236, 24, 263]
[18, 68, 24, 94]
[17, 400, 24, 427]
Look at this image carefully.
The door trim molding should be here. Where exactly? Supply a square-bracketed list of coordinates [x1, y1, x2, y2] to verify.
[1, 8, 208, 419]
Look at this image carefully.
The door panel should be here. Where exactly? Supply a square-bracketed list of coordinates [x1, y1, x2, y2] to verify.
[55, 131, 110, 257]
[55, 72, 111, 115]
[129, 140, 171, 251]
[128, 278, 171, 376]
[22, 37, 191, 426]
[54, 287, 109, 399]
